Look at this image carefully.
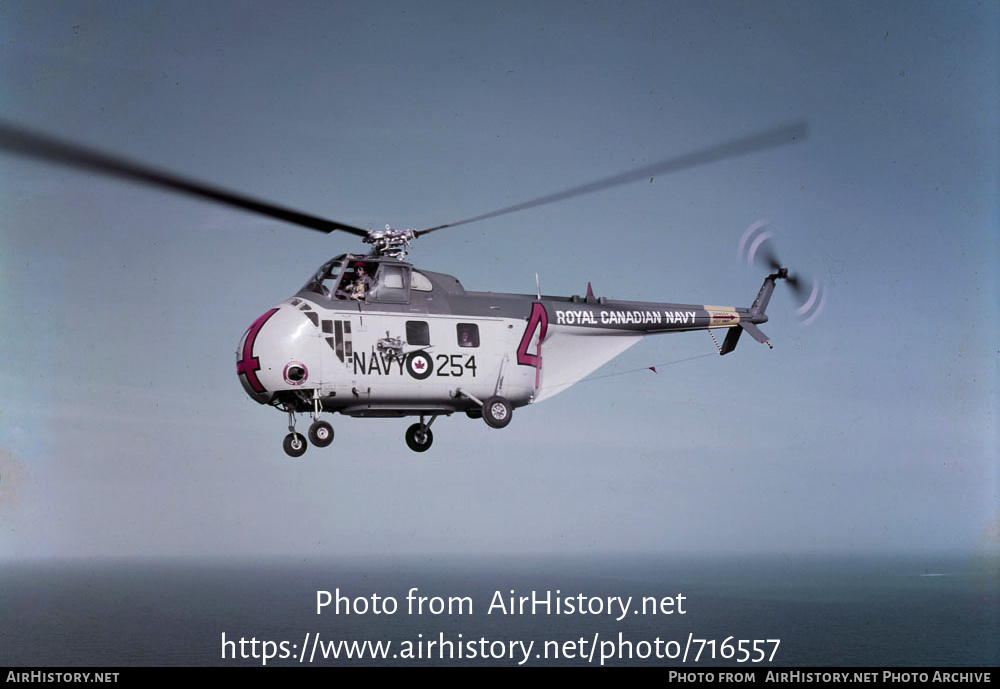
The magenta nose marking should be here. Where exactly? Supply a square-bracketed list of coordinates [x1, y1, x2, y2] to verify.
[237, 308, 279, 393]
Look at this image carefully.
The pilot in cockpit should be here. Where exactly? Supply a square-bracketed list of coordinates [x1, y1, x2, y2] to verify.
[337, 264, 374, 300]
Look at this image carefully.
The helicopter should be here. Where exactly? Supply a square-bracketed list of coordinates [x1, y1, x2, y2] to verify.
[0, 121, 815, 455]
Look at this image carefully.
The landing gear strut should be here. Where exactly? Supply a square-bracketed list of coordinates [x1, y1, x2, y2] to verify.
[281, 391, 334, 456]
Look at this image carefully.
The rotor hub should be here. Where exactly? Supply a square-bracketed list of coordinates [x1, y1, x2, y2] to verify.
[363, 225, 416, 259]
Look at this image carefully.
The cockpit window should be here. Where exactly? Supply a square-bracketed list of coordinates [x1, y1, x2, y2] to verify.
[304, 257, 416, 304]
[336, 261, 376, 300]
[411, 271, 433, 292]
[305, 259, 344, 298]
[368, 264, 410, 303]
[382, 270, 405, 289]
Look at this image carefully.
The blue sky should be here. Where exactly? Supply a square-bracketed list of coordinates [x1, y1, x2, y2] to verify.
[0, 0, 996, 560]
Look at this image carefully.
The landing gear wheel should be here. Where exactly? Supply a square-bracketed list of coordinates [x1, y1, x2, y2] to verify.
[482, 396, 512, 429]
[405, 423, 434, 452]
[466, 408, 482, 419]
[308, 420, 334, 448]
[283, 432, 307, 457]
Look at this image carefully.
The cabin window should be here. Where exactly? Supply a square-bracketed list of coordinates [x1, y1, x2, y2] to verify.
[406, 321, 430, 346]
[456, 323, 479, 348]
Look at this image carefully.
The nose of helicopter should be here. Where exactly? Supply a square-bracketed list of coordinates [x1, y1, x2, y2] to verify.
[236, 305, 318, 404]
[237, 308, 280, 403]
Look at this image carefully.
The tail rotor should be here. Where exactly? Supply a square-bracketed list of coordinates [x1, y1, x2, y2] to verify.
[739, 221, 826, 325]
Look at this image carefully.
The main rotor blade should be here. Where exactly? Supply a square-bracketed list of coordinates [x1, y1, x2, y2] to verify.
[0, 122, 369, 237]
[417, 121, 808, 236]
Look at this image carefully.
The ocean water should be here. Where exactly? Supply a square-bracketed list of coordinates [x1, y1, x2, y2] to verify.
[1, 552, 996, 667]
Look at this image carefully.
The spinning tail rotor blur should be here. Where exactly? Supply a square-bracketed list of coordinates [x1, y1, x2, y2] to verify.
[739, 221, 826, 326]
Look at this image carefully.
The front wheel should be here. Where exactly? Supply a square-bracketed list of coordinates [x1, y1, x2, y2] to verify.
[405, 423, 434, 452]
[283, 432, 307, 457]
[482, 396, 512, 429]
[308, 420, 334, 448]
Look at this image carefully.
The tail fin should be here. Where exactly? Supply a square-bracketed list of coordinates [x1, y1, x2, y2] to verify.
[719, 325, 743, 355]
[719, 318, 772, 355]
[719, 275, 777, 355]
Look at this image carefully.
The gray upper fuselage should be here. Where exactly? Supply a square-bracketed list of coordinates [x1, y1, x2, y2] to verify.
[294, 254, 756, 332]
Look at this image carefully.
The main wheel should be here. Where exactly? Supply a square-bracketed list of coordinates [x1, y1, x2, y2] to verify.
[283, 432, 307, 457]
[482, 396, 512, 429]
[405, 423, 434, 452]
[308, 420, 334, 447]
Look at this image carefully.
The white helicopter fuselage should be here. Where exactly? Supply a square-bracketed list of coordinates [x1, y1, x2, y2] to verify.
[237, 253, 766, 447]
[239, 297, 539, 416]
